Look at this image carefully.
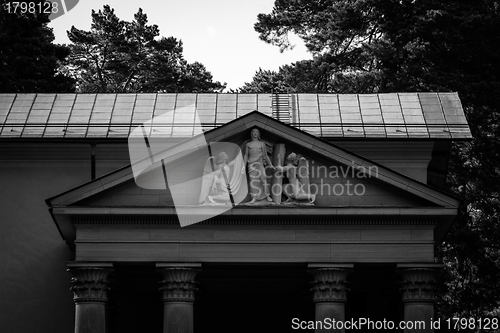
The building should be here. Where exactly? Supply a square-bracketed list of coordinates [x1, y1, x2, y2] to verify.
[0, 93, 471, 333]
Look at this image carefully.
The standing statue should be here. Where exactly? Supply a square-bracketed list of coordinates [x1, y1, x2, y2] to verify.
[199, 151, 245, 205]
[276, 152, 316, 204]
[242, 128, 275, 204]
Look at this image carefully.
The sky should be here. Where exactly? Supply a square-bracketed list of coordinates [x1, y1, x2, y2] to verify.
[48, 0, 312, 90]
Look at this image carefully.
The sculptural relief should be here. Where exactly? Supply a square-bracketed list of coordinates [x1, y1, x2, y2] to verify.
[241, 128, 275, 205]
[199, 151, 245, 205]
[276, 152, 316, 205]
[198, 128, 315, 207]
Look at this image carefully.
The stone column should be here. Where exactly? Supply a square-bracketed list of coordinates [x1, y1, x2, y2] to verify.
[67, 263, 114, 333]
[157, 263, 202, 333]
[398, 264, 441, 333]
[308, 264, 353, 333]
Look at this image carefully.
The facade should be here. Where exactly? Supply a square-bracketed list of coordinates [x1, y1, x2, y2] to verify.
[0, 93, 471, 333]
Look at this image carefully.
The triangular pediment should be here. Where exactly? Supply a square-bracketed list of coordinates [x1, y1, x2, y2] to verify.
[47, 111, 459, 210]
[46, 111, 461, 249]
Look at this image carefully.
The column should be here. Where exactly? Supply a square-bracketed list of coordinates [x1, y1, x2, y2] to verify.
[308, 264, 353, 333]
[398, 264, 441, 333]
[157, 263, 202, 333]
[67, 262, 114, 333]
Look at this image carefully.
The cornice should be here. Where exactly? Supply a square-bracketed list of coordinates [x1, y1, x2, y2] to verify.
[70, 214, 439, 225]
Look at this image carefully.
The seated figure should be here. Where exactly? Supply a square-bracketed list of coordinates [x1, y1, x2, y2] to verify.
[276, 152, 316, 204]
[199, 152, 245, 205]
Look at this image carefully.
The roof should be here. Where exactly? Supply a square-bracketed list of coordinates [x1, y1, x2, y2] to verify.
[0, 92, 471, 139]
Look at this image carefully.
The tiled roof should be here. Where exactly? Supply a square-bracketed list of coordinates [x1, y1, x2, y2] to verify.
[0, 92, 471, 139]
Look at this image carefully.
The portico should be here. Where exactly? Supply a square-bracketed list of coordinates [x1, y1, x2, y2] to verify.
[25, 92, 470, 333]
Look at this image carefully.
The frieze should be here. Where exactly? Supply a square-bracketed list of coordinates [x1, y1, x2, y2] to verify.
[72, 216, 438, 225]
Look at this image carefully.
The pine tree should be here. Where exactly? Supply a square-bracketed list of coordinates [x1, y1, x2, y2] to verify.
[0, 0, 75, 92]
[66, 5, 225, 93]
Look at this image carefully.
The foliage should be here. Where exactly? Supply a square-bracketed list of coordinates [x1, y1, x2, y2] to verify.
[239, 59, 380, 93]
[65, 5, 225, 93]
[253, 0, 500, 326]
[252, 0, 500, 94]
[0, 0, 75, 92]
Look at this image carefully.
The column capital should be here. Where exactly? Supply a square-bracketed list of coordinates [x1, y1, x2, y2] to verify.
[308, 264, 353, 303]
[397, 265, 440, 303]
[157, 263, 201, 303]
[67, 262, 114, 303]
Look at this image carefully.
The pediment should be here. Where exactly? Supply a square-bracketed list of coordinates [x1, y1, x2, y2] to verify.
[75, 155, 432, 209]
[47, 111, 459, 210]
[47, 111, 462, 249]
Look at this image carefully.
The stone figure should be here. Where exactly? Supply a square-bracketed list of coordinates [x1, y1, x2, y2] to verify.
[199, 151, 245, 205]
[242, 128, 275, 204]
[276, 152, 316, 204]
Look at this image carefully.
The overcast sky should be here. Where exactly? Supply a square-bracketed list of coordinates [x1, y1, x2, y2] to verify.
[48, 0, 312, 90]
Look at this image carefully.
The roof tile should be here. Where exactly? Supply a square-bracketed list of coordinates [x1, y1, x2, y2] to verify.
[0, 93, 471, 139]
